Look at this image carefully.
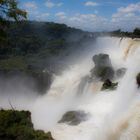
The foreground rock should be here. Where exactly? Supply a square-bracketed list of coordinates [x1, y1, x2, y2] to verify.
[58, 110, 90, 125]
[91, 54, 114, 81]
[0, 109, 54, 140]
[101, 79, 118, 91]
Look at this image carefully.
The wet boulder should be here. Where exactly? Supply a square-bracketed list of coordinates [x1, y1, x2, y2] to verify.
[136, 73, 140, 87]
[92, 54, 112, 68]
[91, 66, 114, 81]
[58, 110, 90, 125]
[116, 68, 126, 78]
[91, 54, 114, 81]
[101, 79, 118, 91]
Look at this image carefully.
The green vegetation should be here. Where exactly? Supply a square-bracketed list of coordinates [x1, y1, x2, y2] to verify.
[108, 28, 140, 38]
[0, 21, 93, 94]
[0, 109, 54, 140]
[0, 21, 93, 73]
[0, 0, 27, 43]
[0, 56, 27, 71]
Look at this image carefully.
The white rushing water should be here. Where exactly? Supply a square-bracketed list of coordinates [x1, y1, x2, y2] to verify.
[30, 37, 140, 140]
[1, 37, 140, 140]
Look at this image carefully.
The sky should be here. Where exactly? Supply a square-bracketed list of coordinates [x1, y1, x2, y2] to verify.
[19, 0, 140, 31]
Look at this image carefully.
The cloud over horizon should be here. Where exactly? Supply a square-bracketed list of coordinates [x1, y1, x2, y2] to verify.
[21, 0, 140, 31]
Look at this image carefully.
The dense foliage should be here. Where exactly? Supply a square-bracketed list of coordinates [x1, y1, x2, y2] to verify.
[0, 0, 27, 43]
[0, 109, 54, 140]
[0, 21, 94, 73]
[0, 21, 94, 94]
[108, 28, 140, 38]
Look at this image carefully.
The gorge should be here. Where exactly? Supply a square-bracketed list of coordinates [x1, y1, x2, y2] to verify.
[1, 37, 140, 140]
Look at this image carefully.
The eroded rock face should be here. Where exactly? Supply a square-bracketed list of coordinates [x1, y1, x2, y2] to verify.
[91, 54, 114, 81]
[31, 70, 53, 94]
[58, 110, 90, 125]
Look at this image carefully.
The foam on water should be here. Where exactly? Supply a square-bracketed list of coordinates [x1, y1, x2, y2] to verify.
[1, 37, 140, 140]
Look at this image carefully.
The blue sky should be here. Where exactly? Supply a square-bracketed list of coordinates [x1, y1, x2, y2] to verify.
[19, 0, 140, 31]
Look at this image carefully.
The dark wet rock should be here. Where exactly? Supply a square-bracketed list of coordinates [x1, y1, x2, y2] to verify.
[0, 69, 53, 95]
[58, 110, 90, 125]
[91, 66, 114, 81]
[116, 68, 127, 78]
[31, 70, 53, 94]
[92, 54, 112, 68]
[91, 54, 114, 81]
[101, 79, 118, 91]
[136, 73, 140, 87]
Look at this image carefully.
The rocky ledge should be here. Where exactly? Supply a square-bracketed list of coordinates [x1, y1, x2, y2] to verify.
[0, 109, 54, 140]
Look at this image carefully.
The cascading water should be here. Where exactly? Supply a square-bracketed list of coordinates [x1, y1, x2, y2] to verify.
[30, 37, 140, 140]
[1, 37, 140, 140]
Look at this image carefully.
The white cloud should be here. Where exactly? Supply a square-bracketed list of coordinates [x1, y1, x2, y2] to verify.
[36, 13, 50, 20]
[22, 1, 39, 19]
[111, 2, 140, 30]
[45, 0, 63, 8]
[118, 3, 140, 13]
[55, 12, 66, 19]
[112, 2, 140, 18]
[45, 1, 55, 8]
[23, 1, 37, 10]
[23, 1, 140, 31]
[54, 13, 108, 31]
[85, 1, 98, 7]
[68, 14, 107, 31]
[57, 3, 63, 7]
[54, 3, 140, 32]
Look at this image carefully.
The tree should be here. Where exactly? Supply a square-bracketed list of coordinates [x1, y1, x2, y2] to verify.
[133, 28, 140, 36]
[0, 0, 27, 43]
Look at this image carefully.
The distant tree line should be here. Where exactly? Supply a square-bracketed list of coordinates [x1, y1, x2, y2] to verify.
[108, 28, 140, 38]
[0, 21, 93, 57]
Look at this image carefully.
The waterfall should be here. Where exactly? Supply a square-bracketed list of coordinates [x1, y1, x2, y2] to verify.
[31, 37, 140, 140]
[1, 37, 140, 140]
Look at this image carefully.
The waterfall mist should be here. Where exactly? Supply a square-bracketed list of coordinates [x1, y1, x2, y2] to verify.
[1, 37, 140, 140]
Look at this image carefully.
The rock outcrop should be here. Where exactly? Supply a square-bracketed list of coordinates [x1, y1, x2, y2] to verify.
[91, 54, 114, 81]
[31, 70, 53, 94]
[0, 69, 53, 95]
[58, 110, 90, 125]
[101, 79, 118, 91]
